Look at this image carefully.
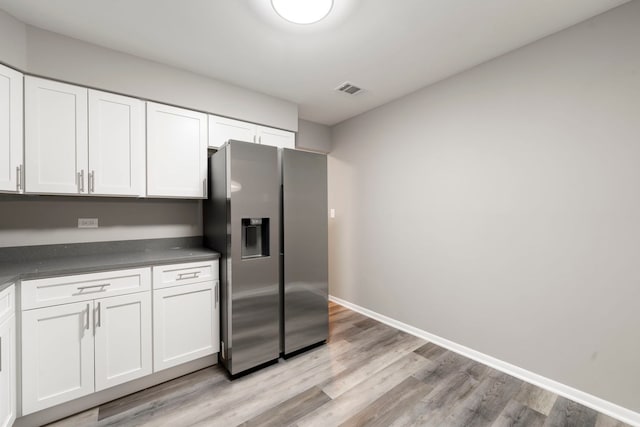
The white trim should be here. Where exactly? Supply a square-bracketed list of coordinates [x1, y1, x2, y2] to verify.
[329, 295, 640, 427]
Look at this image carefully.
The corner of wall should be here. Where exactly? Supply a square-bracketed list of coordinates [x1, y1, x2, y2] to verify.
[297, 119, 332, 153]
[0, 8, 27, 69]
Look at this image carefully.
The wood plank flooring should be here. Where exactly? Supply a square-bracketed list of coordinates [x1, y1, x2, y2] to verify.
[47, 302, 631, 427]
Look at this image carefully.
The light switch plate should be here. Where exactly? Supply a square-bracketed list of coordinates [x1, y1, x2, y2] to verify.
[330, 209, 336, 218]
[78, 218, 98, 228]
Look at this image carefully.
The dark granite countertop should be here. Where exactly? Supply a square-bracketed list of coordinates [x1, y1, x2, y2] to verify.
[0, 237, 220, 292]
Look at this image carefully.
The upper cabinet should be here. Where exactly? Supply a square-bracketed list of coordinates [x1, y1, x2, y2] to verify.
[257, 125, 295, 149]
[25, 78, 146, 197]
[88, 90, 145, 197]
[147, 102, 207, 198]
[0, 64, 23, 194]
[208, 115, 257, 148]
[208, 114, 295, 150]
[25, 77, 88, 195]
[21, 76, 291, 199]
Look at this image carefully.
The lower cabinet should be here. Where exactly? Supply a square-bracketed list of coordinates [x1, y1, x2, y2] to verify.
[0, 285, 16, 427]
[21, 292, 152, 415]
[94, 293, 152, 391]
[153, 281, 219, 371]
[19, 259, 219, 417]
[21, 301, 95, 414]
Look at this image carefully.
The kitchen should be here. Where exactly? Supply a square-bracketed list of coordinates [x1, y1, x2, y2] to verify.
[1, 1, 640, 426]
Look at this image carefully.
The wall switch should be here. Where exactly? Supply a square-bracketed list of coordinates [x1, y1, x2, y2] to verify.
[78, 218, 99, 228]
[330, 208, 336, 218]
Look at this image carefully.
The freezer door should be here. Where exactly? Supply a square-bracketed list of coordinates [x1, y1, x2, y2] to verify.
[228, 141, 280, 374]
[282, 149, 328, 355]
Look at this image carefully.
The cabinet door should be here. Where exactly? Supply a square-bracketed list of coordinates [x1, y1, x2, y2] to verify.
[94, 292, 152, 391]
[257, 125, 295, 149]
[25, 77, 88, 195]
[22, 301, 94, 414]
[88, 90, 145, 196]
[0, 316, 16, 427]
[147, 102, 207, 198]
[153, 281, 219, 371]
[0, 64, 23, 194]
[208, 115, 256, 149]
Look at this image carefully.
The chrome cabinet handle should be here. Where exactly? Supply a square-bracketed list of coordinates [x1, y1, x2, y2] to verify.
[89, 170, 95, 193]
[97, 302, 102, 328]
[177, 272, 200, 280]
[77, 170, 85, 192]
[85, 304, 90, 330]
[16, 165, 21, 191]
[215, 282, 219, 307]
[77, 283, 111, 291]
[203, 178, 207, 198]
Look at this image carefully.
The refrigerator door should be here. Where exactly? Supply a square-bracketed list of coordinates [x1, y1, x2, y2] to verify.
[228, 141, 280, 374]
[282, 149, 328, 355]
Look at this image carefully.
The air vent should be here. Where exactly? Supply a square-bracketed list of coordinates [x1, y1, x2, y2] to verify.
[335, 82, 364, 95]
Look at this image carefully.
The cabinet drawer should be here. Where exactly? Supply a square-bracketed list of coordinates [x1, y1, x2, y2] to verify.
[0, 284, 15, 324]
[21, 268, 151, 310]
[152, 260, 218, 289]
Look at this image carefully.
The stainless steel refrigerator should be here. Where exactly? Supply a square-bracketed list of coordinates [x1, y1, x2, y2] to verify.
[204, 140, 328, 376]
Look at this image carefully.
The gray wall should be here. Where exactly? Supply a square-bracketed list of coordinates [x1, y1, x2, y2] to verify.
[0, 9, 26, 69]
[297, 119, 332, 153]
[24, 26, 297, 131]
[1, 9, 297, 130]
[329, 0, 640, 413]
[0, 196, 202, 247]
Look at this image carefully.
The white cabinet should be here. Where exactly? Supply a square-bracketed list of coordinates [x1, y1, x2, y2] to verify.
[94, 292, 152, 391]
[21, 268, 153, 414]
[0, 285, 16, 427]
[257, 125, 295, 149]
[21, 301, 95, 414]
[19, 259, 219, 414]
[208, 115, 257, 148]
[25, 76, 88, 195]
[0, 315, 15, 427]
[0, 65, 23, 194]
[208, 114, 295, 150]
[88, 90, 146, 196]
[152, 261, 219, 371]
[25, 79, 146, 197]
[147, 102, 207, 198]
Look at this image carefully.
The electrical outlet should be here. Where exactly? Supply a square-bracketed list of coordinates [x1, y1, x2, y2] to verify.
[330, 208, 336, 218]
[78, 218, 99, 228]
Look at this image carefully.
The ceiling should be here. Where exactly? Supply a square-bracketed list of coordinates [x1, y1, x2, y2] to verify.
[0, 0, 630, 125]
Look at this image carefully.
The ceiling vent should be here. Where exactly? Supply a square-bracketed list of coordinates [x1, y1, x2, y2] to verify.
[335, 82, 364, 95]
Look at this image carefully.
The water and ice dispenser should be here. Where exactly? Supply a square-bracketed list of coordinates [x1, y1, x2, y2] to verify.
[241, 218, 270, 259]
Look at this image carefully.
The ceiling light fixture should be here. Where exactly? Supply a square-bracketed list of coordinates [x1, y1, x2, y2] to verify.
[271, 0, 334, 24]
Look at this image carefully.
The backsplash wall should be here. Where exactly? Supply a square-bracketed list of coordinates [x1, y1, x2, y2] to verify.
[0, 195, 202, 247]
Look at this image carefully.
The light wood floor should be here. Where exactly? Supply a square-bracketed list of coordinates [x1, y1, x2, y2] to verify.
[48, 302, 630, 427]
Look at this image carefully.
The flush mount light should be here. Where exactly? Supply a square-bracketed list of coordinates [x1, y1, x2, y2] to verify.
[271, 0, 333, 24]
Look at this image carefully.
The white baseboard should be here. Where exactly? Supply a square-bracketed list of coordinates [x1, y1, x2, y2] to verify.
[329, 295, 640, 427]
